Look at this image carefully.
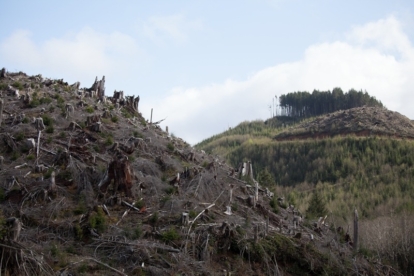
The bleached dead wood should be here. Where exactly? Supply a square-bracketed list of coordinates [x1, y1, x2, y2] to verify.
[14, 163, 28, 169]
[194, 175, 203, 197]
[40, 147, 56, 155]
[70, 81, 80, 90]
[6, 217, 22, 241]
[122, 200, 141, 212]
[67, 121, 82, 131]
[36, 130, 42, 161]
[181, 212, 189, 225]
[25, 138, 36, 150]
[49, 171, 57, 194]
[65, 103, 74, 118]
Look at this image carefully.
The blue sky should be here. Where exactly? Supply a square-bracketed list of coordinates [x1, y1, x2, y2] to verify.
[1, 1, 414, 144]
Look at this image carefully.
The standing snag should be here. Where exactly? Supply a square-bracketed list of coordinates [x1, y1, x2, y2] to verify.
[65, 103, 74, 118]
[34, 117, 46, 131]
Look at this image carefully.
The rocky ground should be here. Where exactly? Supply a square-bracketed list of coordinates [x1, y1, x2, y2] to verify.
[0, 69, 401, 275]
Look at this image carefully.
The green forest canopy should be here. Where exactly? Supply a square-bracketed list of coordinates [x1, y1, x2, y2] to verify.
[277, 88, 383, 117]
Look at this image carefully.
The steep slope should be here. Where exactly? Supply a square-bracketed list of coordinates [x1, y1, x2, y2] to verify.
[0, 68, 399, 275]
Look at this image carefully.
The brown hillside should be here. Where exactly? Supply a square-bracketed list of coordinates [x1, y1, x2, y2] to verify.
[274, 106, 414, 141]
[0, 68, 398, 275]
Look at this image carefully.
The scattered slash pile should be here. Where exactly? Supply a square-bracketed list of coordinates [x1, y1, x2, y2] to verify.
[0, 68, 402, 275]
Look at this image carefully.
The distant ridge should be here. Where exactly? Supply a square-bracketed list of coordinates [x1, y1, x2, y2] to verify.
[274, 106, 414, 140]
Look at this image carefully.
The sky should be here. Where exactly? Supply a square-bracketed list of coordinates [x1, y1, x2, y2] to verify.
[1, 1, 414, 145]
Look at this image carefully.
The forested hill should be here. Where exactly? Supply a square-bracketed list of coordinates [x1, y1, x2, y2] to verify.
[195, 105, 414, 219]
[276, 88, 383, 117]
[195, 103, 414, 273]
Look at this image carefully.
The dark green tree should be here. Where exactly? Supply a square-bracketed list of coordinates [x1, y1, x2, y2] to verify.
[257, 167, 275, 187]
[306, 191, 327, 219]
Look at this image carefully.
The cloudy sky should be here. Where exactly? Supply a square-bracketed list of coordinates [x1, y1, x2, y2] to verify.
[1, 1, 414, 144]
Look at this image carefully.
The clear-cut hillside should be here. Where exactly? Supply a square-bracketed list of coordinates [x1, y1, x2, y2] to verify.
[0, 68, 398, 275]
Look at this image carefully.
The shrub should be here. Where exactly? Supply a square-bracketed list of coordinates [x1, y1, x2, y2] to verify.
[189, 210, 197, 219]
[105, 136, 114, 146]
[135, 200, 145, 209]
[132, 225, 143, 239]
[133, 131, 142, 138]
[73, 203, 87, 215]
[73, 224, 83, 241]
[161, 227, 180, 243]
[12, 81, 24, 90]
[269, 197, 279, 214]
[88, 208, 107, 233]
[0, 83, 8, 91]
[121, 109, 132, 118]
[42, 115, 53, 126]
[44, 168, 53, 179]
[111, 116, 119, 123]
[22, 117, 30, 123]
[150, 212, 159, 225]
[167, 142, 174, 151]
[165, 186, 175, 195]
[56, 95, 64, 105]
[39, 97, 52, 105]
[26, 154, 35, 161]
[11, 151, 20, 161]
[46, 125, 54, 134]
[29, 99, 40, 108]
[85, 106, 94, 114]
[15, 132, 24, 141]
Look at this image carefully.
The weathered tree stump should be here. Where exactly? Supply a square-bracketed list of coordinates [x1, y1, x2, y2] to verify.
[99, 155, 134, 197]
[86, 114, 101, 126]
[0, 67, 6, 78]
[89, 122, 102, 132]
[6, 217, 22, 241]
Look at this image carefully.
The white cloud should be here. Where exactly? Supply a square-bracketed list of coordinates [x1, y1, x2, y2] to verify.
[0, 27, 141, 86]
[146, 15, 414, 145]
[143, 14, 202, 45]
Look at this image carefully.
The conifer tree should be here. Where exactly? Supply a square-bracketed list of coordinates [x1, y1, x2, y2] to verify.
[306, 191, 327, 219]
[257, 168, 275, 187]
